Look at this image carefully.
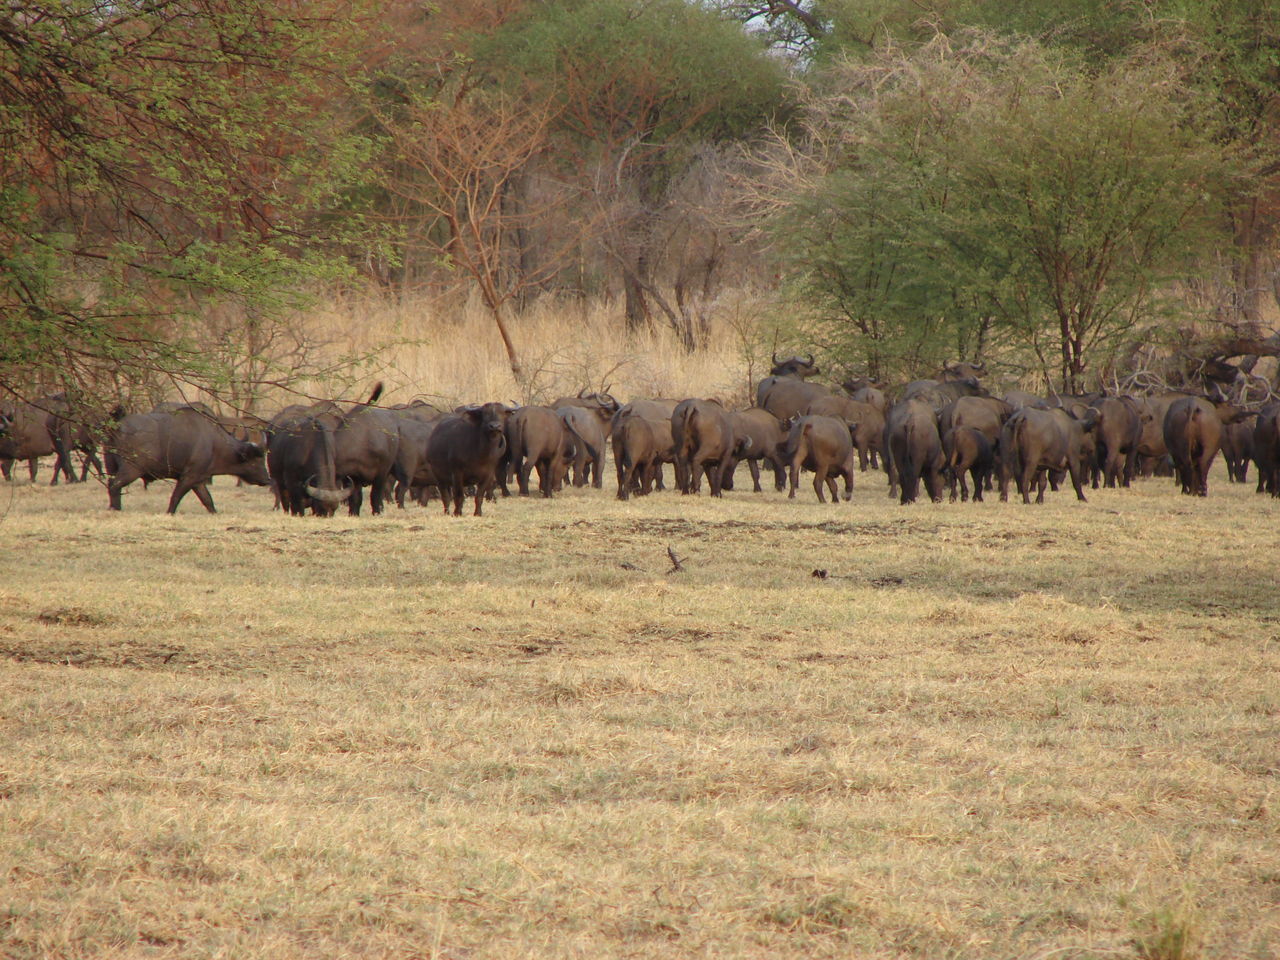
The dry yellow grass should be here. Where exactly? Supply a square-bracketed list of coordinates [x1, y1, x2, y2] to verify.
[0, 463, 1277, 959]
[284, 286, 782, 410]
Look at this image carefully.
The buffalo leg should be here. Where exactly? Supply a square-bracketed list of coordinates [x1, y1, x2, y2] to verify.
[190, 483, 217, 513]
[1068, 462, 1089, 502]
[166, 477, 203, 514]
[473, 479, 490, 516]
[812, 470, 826, 503]
[80, 449, 104, 481]
[615, 452, 630, 500]
[107, 474, 134, 510]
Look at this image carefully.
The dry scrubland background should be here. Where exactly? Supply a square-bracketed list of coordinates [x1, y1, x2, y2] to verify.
[273, 289, 775, 410]
[0, 463, 1277, 960]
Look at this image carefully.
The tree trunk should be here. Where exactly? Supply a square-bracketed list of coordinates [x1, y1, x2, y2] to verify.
[623, 264, 651, 332]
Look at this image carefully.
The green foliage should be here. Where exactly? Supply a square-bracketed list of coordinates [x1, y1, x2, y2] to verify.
[765, 33, 1231, 387]
[475, 0, 787, 172]
[0, 2, 384, 401]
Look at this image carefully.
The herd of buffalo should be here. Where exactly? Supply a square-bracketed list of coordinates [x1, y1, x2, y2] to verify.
[2, 354, 1278, 515]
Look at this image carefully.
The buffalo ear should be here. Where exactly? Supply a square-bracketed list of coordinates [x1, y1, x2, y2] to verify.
[460, 405, 484, 424]
[239, 441, 265, 461]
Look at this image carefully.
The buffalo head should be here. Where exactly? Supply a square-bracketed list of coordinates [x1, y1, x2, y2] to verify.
[940, 361, 986, 383]
[770, 353, 819, 379]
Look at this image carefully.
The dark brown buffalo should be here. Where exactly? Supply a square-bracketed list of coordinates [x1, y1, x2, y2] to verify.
[939, 396, 1012, 441]
[803, 394, 884, 470]
[612, 399, 680, 489]
[506, 405, 576, 498]
[331, 384, 402, 515]
[942, 425, 993, 502]
[1003, 390, 1051, 411]
[37, 395, 111, 483]
[555, 404, 607, 488]
[267, 414, 353, 516]
[425, 402, 513, 516]
[391, 398, 448, 422]
[1000, 407, 1094, 504]
[1091, 397, 1147, 488]
[1163, 396, 1249, 497]
[613, 417, 675, 499]
[900, 376, 987, 411]
[723, 408, 787, 492]
[612, 398, 679, 430]
[938, 360, 987, 383]
[841, 378, 888, 413]
[779, 415, 854, 503]
[1221, 415, 1256, 483]
[758, 377, 831, 421]
[551, 388, 620, 424]
[0, 394, 75, 484]
[769, 353, 819, 379]
[390, 413, 441, 508]
[671, 399, 739, 496]
[107, 405, 270, 512]
[1135, 393, 1191, 467]
[1253, 403, 1280, 496]
[884, 400, 946, 504]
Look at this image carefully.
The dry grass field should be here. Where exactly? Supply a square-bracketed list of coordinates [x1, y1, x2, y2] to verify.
[0, 463, 1277, 959]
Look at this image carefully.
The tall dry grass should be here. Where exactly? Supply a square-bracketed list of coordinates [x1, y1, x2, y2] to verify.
[288, 285, 787, 409]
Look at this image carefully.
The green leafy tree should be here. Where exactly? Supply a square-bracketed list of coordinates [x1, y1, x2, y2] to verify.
[0, 1, 381, 404]
[756, 33, 1229, 390]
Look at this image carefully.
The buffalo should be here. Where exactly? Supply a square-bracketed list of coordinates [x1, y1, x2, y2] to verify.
[107, 405, 270, 512]
[671, 399, 741, 497]
[943, 426, 994, 503]
[506, 405, 577, 497]
[424, 402, 512, 516]
[779, 415, 855, 503]
[331, 384, 402, 515]
[901, 376, 987, 412]
[555, 404, 608, 489]
[1000, 407, 1095, 504]
[1163, 396, 1249, 497]
[613, 416, 675, 500]
[0, 395, 76, 484]
[1003, 390, 1051, 412]
[804, 394, 884, 470]
[769, 353, 819, 379]
[884, 400, 946, 504]
[1253, 403, 1280, 496]
[1221, 415, 1256, 483]
[841, 378, 888, 414]
[1091, 397, 1147, 488]
[267, 413, 353, 516]
[724, 408, 787, 492]
[1135, 393, 1191, 470]
[758, 378, 831, 422]
[390, 413, 442, 508]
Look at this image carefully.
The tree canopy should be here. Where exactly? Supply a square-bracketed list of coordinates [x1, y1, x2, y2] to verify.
[0, 1, 380, 401]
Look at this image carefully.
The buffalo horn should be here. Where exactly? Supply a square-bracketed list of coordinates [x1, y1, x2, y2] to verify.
[305, 475, 353, 503]
[805, 353, 814, 366]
